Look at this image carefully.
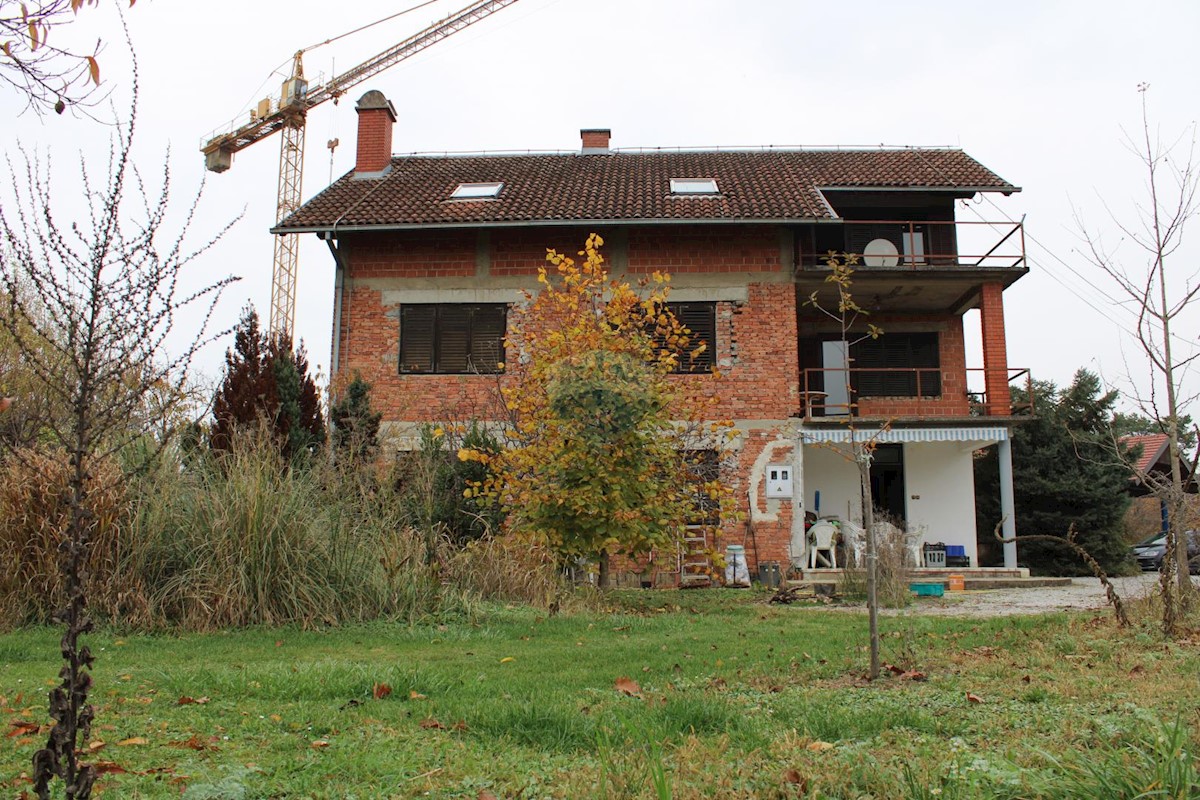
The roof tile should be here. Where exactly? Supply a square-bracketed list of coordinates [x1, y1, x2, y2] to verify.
[278, 148, 1017, 231]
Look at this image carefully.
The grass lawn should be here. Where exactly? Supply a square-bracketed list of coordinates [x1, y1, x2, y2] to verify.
[2, 591, 1198, 799]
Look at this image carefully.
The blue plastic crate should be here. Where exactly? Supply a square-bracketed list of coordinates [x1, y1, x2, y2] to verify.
[946, 545, 966, 558]
[910, 582, 945, 597]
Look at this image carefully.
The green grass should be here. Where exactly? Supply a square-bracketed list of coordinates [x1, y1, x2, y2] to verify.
[2, 591, 1198, 799]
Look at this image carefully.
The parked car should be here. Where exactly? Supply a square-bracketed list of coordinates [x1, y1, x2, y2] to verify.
[1132, 531, 1200, 573]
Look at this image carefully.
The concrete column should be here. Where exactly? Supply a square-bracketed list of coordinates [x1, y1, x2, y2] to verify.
[790, 423, 805, 567]
[998, 436, 1017, 568]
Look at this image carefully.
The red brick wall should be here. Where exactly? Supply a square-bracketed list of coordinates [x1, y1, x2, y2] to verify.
[979, 282, 1011, 415]
[345, 232, 476, 279]
[335, 226, 799, 423]
[627, 226, 783, 273]
[490, 228, 593, 276]
[355, 108, 393, 174]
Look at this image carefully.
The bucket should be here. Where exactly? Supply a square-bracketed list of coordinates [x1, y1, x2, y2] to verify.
[725, 545, 750, 587]
[948, 574, 965, 592]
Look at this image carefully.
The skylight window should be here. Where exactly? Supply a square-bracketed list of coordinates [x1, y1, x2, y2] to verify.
[450, 182, 503, 200]
[670, 178, 720, 195]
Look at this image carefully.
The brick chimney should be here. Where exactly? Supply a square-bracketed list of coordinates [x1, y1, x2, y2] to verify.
[581, 128, 611, 154]
[355, 90, 397, 177]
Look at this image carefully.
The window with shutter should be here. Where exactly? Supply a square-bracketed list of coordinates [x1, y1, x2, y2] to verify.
[399, 304, 506, 374]
[655, 302, 716, 374]
[851, 333, 940, 397]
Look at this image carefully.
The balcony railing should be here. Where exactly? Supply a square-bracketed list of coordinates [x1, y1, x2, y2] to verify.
[800, 366, 1033, 419]
[800, 219, 1025, 270]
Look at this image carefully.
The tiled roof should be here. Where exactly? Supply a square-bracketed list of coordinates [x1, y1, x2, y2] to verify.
[277, 148, 1017, 231]
[1122, 433, 1171, 475]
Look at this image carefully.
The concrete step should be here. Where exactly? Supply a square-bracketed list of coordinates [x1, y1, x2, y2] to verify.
[782, 578, 1075, 592]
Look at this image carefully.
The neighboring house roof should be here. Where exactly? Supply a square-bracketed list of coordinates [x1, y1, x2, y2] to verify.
[1121, 433, 1198, 495]
[277, 148, 1018, 232]
[1124, 433, 1171, 476]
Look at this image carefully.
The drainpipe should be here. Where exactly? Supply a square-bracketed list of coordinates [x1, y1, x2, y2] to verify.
[324, 233, 346, 379]
[998, 436, 1017, 568]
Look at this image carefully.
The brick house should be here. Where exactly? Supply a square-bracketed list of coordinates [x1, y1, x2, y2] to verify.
[277, 89, 1030, 580]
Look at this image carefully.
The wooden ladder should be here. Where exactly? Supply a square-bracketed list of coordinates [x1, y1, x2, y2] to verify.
[680, 524, 713, 588]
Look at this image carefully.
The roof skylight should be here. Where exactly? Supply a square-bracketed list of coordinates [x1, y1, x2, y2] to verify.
[450, 181, 504, 199]
[670, 178, 720, 195]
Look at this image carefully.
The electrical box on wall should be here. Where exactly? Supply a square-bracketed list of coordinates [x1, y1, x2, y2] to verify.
[765, 464, 793, 499]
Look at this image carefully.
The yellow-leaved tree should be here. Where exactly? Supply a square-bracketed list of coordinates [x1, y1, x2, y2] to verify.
[462, 234, 737, 587]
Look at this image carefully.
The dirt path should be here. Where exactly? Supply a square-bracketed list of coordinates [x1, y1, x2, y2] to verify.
[887, 573, 1200, 617]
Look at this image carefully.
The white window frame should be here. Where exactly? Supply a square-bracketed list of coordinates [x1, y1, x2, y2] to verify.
[450, 182, 504, 200]
[670, 178, 720, 195]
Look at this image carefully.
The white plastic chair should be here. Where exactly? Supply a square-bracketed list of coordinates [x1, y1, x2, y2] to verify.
[808, 520, 838, 569]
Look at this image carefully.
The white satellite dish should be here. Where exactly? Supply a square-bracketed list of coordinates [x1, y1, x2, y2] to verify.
[862, 238, 899, 268]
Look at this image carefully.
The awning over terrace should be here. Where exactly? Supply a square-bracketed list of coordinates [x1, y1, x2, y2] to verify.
[800, 426, 1008, 445]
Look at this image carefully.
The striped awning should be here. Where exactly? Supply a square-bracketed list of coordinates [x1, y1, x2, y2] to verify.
[801, 426, 1009, 445]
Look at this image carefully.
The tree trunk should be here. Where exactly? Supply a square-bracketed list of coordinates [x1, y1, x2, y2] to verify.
[860, 453, 879, 681]
[598, 550, 610, 589]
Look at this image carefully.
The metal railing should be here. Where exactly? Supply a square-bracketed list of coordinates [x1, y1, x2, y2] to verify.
[800, 219, 1025, 270]
[800, 366, 1033, 418]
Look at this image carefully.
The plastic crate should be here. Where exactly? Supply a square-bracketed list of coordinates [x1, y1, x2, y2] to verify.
[946, 545, 966, 558]
[910, 582, 945, 597]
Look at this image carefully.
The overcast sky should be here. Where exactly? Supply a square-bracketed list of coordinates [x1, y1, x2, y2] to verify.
[4, 0, 1198, 418]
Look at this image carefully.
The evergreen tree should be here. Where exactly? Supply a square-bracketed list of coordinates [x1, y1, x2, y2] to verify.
[331, 373, 382, 463]
[975, 369, 1133, 575]
[211, 308, 325, 460]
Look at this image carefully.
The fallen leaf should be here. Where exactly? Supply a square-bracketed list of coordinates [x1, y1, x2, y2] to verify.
[310, 739, 330, 749]
[499, 657, 515, 664]
[478, 792, 498, 800]
[168, 735, 217, 752]
[1129, 664, 1145, 676]
[269, 714, 282, 722]
[1022, 674, 1033, 683]
[7, 720, 40, 737]
[966, 692, 983, 704]
[806, 741, 834, 752]
[900, 670, 927, 682]
[177, 696, 210, 706]
[783, 768, 807, 788]
[452, 720, 469, 732]
[91, 760, 126, 775]
[372, 683, 392, 700]
[884, 663, 905, 676]
[409, 691, 426, 700]
[614, 677, 642, 697]
[419, 718, 446, 730]
[117, 737, 148, 746]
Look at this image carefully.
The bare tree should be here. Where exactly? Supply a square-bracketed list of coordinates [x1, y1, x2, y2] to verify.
[0, 1, 135, 115]
[0, 93, 236, 798]
[804, 254, 889, 679]
[1075, 84, 1200, 632]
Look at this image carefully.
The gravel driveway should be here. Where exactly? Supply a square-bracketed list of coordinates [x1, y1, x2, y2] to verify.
[890, 573, 1199, 617]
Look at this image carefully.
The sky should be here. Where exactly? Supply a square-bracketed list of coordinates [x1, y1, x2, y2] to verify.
[3, 0, 1198, 419]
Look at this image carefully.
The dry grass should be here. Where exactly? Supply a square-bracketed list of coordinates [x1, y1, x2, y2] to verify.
[0, 447, 131, 627]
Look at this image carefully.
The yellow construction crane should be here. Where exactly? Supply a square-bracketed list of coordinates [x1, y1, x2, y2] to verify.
[201, 0, 521, 338]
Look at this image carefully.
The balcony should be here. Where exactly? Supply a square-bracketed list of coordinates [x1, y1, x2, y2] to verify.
[800, 366, 1033, 420]
[800, 219, 1024, 269]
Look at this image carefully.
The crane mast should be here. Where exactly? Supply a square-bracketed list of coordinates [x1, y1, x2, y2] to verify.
[201, 0, 521, 338]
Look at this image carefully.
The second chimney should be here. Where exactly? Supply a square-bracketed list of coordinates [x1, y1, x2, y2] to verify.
[355, 90, 398, 176]
[580, 128, 611, 154]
